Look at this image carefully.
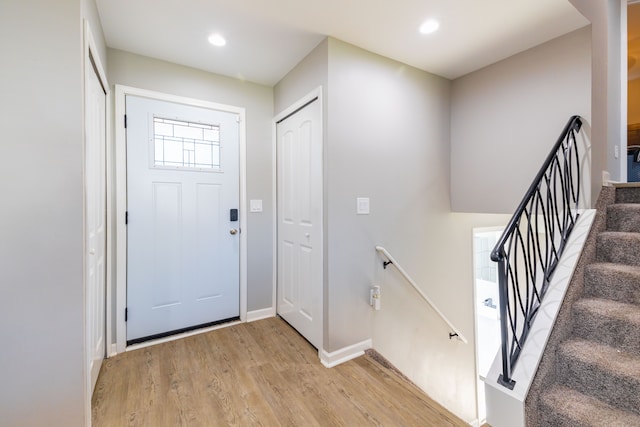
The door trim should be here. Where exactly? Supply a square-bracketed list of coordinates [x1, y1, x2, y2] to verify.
[83, 19, 109, 427]
[272, 86, 324, 352]
[114, 85, 247, 353]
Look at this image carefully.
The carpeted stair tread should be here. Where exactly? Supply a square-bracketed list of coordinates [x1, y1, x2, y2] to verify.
[607, 203, 640, 232]
[596, 232, 640, 266]
[584, 263, 640, 304]
[532, 187, 640, 427]
[615, 186, 640, 204]
[557, 339, 640, 415]
[539, 385, 640, 427]
[573, 298, 640, 355]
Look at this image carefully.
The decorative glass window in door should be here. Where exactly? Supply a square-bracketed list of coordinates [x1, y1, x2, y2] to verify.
[153, 117, 220, 170]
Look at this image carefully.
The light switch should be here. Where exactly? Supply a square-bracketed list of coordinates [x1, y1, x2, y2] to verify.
[250, 199, 263, 212]
[357, 197, 370, 215]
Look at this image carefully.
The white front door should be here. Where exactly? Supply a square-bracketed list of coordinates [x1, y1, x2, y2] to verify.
[126, 95, 240, 343]
[85, 54, 107, 392]
[276, 97, 323, 349]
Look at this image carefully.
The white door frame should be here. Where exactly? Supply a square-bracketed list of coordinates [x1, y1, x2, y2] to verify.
[83, 19, 110, 427]
[114, 85, 247, 353]
[471, 226, 504, 426]
[272, 86, 324, 353]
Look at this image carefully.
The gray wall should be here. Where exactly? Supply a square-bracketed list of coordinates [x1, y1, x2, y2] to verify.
[274, 38, 512, 424]
[450, 27, 592, 213]
[107, 38, 323, 342]
[276, 37, 455, 352]
[82, 0, 107, 64]
[107, 49, 274, 317]
[324, 38, 453, 350]
[570, 0, 625, 193]
[0, 0, 99, 424]
[274, 39, 328, 115]
[273, 40, 329, 347]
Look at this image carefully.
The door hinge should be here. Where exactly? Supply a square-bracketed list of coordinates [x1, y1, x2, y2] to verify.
[124, 114, 127, 128]
[125, 211, 128, 225]
[125, 307, 128, 322]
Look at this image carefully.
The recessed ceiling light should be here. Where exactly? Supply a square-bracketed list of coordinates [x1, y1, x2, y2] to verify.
[208, 33, 226, 47]
[419, 19, 440, 35]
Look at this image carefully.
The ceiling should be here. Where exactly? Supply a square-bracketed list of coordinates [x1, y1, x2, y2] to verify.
[95, 0, 589, 87]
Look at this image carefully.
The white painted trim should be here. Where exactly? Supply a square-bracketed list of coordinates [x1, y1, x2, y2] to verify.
[471, 226, 505, 426]
[114, 85, 248, 353]
[238, 112, 248, 322]
[109, 343, 117, 358]
[271, 109, 278, 323]
[104, 74, 113, 360]
[468, 419, 481, 427]
[621, 0, 628, 183]
[246, 307, 276, 322]
[126, 320, 243, 352]
[320, 339, 372, 368]
[114, 85, 127, 354]
[485, 210, 596, 427]
[272, 86, 325, 350]
[83, 19, 110, 427]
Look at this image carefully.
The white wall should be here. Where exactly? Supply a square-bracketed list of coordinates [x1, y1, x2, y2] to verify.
[451, 27, 592, 213]
[0, 0, 90, 425]
[106, 49, 274, 321]
[373, 212, 510, 424]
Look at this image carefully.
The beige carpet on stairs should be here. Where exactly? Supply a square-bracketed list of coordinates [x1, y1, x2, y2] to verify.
[525, 185, 640, 427]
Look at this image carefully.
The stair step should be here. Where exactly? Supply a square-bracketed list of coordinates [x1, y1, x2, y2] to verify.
[607, 204, 640, 232]
[573, 298, 640, 355]
[557, 339, 640, 416]
[539, 385, 640, 427]
[596, 232, 640, 266]
[615, 187, 640, 204]
[584, 263, 640, 305]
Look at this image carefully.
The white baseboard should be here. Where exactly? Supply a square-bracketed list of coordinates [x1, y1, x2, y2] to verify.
[246, 307, 276, 322]
[320, 339, 372, 368]
[108, 343, 117, 358]
[469, 419, 481, 427]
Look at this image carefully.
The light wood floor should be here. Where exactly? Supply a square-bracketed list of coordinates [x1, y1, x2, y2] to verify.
[92, 317, 468, 426]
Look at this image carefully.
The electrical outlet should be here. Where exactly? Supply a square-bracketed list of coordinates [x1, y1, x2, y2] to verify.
[370, 285, 381, 310]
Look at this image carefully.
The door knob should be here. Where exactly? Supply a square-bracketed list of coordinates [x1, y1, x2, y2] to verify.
[230, 228, 238, 235]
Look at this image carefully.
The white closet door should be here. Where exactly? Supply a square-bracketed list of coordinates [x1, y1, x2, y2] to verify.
[276, 98, 323, 349]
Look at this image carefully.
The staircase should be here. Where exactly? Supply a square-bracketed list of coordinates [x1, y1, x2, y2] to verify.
[536, 185, 640, 426]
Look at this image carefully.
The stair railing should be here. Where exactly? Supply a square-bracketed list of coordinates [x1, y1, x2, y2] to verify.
[376, 246, 468, 344]
[491, 115, 583, 389]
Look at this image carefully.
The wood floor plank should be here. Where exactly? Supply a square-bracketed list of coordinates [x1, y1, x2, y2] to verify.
[92, 317, 469, 427]
[342, 356, 467, 426]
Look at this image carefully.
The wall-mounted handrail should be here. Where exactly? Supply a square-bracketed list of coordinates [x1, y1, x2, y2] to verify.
[375, 246, 468, 344]
[490, 115, 583, 390]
